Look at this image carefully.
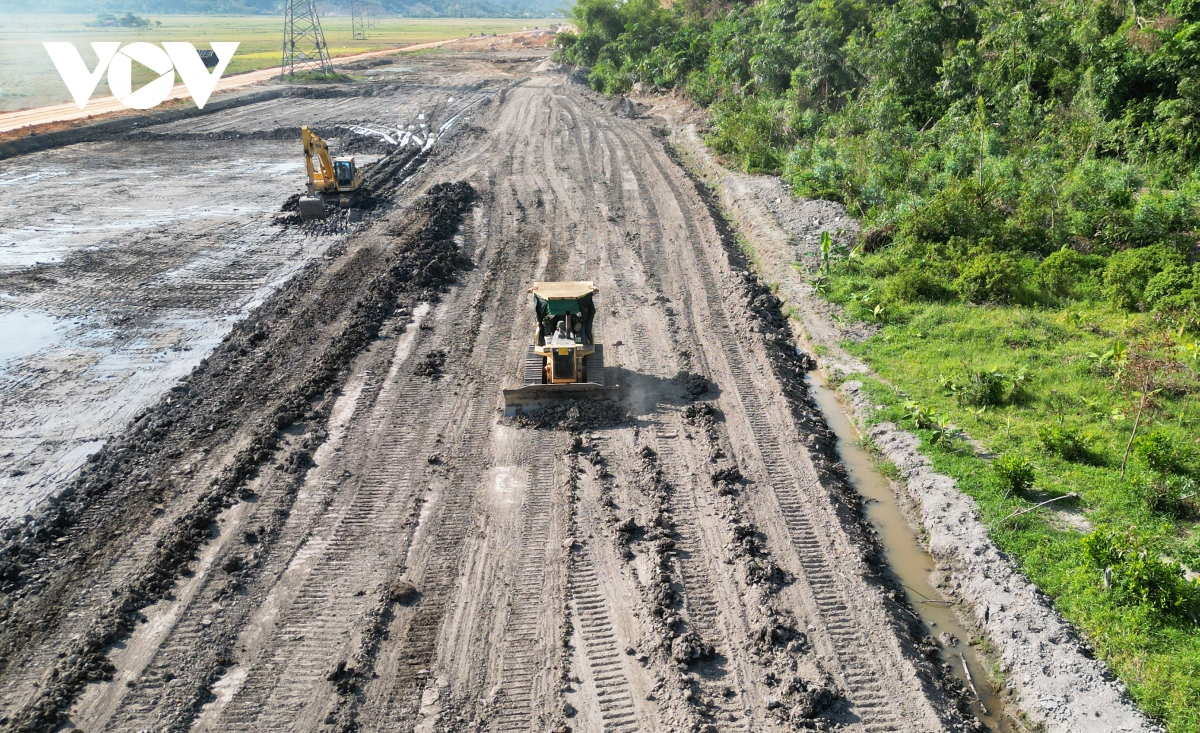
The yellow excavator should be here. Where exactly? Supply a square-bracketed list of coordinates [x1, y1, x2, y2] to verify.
[502, 281, 619, 414]
[298, 126, 364, 221]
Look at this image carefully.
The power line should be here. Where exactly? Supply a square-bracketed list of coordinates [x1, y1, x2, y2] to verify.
[282, 0, 334, 79]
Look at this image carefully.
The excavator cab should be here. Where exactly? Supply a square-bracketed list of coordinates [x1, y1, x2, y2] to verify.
[502, 281, 619, 414]
[334, 159, 358, 189]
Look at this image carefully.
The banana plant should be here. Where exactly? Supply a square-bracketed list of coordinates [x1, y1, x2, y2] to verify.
[818, 230, 833, 276]
[1087, 340, 1129, 381]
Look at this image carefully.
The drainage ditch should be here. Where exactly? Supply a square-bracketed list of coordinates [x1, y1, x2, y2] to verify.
[805, 372, 1006, 731]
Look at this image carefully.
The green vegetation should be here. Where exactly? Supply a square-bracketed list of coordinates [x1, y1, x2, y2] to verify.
[555, 0, 1200, 326]
[88, 12, 155, 28]
[846, 309, 1200, 730]
[557, 0, 1200, 727]
[0, 15, 557, 112]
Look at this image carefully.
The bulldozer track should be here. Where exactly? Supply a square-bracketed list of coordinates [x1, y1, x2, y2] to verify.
[491, 432, 558, 732]
[599, 117, 912, 730]
[567, 541, 640, 733]
[681, 193, 906, 733]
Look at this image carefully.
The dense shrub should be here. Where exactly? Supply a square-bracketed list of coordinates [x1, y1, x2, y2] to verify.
[993, 453, 1035, 495]
[1035, 248, 1104, 300]
[954, 253, 1026, 304]
[1103, 246, 1187, 311]
[1082, 525, 1199, 615]
[883, 267, 955, 303]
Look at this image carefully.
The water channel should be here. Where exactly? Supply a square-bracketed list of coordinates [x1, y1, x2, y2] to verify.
[805, 372, 1008, 730]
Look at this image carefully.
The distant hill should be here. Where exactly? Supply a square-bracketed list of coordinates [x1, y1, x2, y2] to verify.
[0, 0, 565, 15]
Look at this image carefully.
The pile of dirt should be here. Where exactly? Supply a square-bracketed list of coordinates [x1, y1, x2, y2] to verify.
[413, 349, 446, 378]
[672, 370, 711, 400]
[508, 400, 627, 430]
[0, 180, 479, 732]
[338, 129, 400, 155]
[339, 57, 396, 71]
[124, 126, 301, 142]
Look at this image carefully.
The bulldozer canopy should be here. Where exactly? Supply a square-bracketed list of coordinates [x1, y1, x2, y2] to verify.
[529, 281, 597, 299]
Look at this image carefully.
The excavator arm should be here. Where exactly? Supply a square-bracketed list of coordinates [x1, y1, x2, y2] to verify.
[302, 126, 337, 195]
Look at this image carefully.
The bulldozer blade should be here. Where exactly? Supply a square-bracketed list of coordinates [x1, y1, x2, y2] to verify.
[502, 383, 620, 416]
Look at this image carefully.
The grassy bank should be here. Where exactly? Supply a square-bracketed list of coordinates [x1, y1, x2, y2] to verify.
[833, 293, 1200, 729]
[0, 14, 558, 111]
[553, 0, 1200, 727]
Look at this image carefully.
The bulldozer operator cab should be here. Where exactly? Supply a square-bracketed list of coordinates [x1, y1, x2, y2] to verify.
[334, 159, 358, 189]
[532, 282, 597, 385]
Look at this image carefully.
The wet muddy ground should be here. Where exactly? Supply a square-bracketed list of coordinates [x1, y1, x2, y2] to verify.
[0, 51, 991, 733]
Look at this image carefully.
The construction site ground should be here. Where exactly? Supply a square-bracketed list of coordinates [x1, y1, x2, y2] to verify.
[0, 50, 987, 733]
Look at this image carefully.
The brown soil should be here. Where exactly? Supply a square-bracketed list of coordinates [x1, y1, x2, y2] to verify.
[0, 52, 982, 733]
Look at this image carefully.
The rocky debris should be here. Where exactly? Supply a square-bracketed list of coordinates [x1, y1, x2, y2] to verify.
[672, 370, 711, 400]
[606, 96, 638, 118]
[509, 400, 627, 430]
[790, 684, 836, 720]
[413, 349, 447, 378]
[670, 632, 715, 664]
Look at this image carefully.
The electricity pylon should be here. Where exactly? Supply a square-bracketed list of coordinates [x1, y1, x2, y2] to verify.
[282, 0, 334, 79]
[351, 0, 367, 40]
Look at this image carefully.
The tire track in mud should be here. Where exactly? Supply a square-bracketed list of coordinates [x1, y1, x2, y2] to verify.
[491, 431, 558, 732]
[359, 167, 546, 732]
[92, 188, 486, 732]
[635, 136, 910, 730]
[212, 381, 454, 732]
[578, 100, 926, 729]
[559, 95, 766, 730]
[593, 120, 766, 728]
[567, 540, 639, 732]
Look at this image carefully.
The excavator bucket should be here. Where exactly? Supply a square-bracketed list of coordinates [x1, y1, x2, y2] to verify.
[298, 196, 327, 221]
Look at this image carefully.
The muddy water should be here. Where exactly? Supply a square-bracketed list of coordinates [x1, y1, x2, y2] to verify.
[0, 310, 62, 364]
[805, 373, 1005, 730]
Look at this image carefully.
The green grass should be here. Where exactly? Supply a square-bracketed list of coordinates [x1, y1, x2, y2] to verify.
[0, 14, 560, 112]
[833, 287, 1200, 731]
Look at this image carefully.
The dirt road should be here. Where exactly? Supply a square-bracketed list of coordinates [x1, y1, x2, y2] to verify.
[0, 29, 554, 136]
[0, 52, 980, 733]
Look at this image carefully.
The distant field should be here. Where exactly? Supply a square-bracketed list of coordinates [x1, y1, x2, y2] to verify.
[0, 15, 560, 112]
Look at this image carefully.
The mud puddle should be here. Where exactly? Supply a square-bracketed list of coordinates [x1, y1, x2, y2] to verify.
[0, 309, 63, 363]
[805, 372, 1005, 730]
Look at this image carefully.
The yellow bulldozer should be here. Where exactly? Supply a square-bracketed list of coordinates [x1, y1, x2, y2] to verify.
[502, 281, 619, 414]
[298, 126, 364, 221]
